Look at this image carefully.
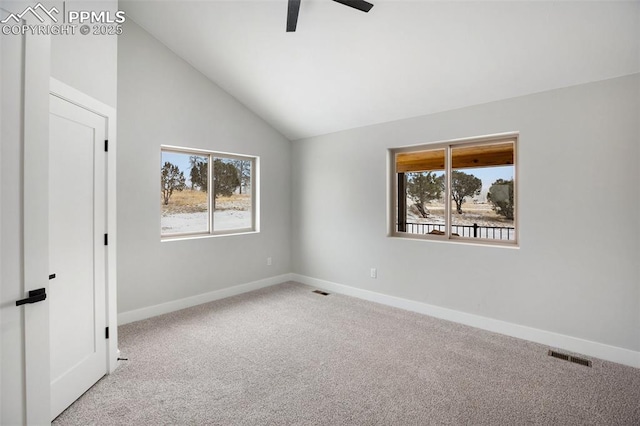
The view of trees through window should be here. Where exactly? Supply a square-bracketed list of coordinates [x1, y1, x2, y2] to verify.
[161, 148, 255, 237]
[395, 138, 516, 243]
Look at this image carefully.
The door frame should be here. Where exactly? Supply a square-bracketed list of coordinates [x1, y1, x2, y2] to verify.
[49, 78, 119, 378]
[21, 12, 52, 425]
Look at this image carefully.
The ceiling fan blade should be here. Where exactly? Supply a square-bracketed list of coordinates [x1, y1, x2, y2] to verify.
[287, 0, 301, 32]
[332, 0, 373, 13]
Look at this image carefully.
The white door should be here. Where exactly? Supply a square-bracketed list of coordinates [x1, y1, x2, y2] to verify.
[49, 94, 108, 420]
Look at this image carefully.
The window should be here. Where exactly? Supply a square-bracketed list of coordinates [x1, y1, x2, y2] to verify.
[390, 134, 517, 245]
[161, 146, 257, 238]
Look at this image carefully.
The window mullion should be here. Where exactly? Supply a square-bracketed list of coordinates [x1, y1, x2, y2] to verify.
[445, 145, 452, 239]
[209, 154, 214, 234]
[252, 158, 257, 231]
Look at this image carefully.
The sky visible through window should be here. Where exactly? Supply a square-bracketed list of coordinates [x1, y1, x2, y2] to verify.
[470, 165, 513, 186]
[162, 151, 196, 183]
[464, 165, 514, 197]
[162, 151, 244, 188]
[410, 165, 514, 200]
[163, 152, 511, 202]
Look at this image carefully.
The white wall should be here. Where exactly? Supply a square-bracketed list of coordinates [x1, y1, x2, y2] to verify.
[0, 1, 118, 423]
[116, 20, 292, 315]
[50, 1, 118, 108]
[292, 74, 640, 355]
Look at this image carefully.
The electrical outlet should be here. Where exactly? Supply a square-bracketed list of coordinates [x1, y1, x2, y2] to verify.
[267, 257, 272, 266]
[370, 268, 377, 279]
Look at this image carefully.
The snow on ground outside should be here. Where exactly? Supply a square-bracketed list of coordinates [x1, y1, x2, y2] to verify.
[161, 210, 251, 235]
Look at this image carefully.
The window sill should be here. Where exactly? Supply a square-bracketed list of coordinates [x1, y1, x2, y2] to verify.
[161, 229, 259, 242]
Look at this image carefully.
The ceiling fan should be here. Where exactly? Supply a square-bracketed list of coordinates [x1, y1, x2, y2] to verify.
[287, 0, 374, 32]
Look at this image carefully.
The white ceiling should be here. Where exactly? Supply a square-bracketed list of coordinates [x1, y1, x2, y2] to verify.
[121, 1, 640, 140]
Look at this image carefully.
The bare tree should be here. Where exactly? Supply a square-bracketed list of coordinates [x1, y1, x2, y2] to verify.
[161, 162, 186, 205]
[230, 160, 251, 194]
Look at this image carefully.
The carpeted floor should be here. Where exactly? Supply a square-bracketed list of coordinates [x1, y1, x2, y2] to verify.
[53, 281, 640, 425]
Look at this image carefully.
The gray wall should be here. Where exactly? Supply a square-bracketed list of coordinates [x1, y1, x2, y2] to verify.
[116, 20, 292, 314]
[50, 0, 118, 108]
[291, 74, 640, 353]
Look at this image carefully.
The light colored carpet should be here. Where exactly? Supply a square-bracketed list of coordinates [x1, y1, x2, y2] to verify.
[53, 281, 640, 425]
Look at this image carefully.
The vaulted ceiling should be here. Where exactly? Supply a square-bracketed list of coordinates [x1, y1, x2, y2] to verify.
[121, 1, 640, 140]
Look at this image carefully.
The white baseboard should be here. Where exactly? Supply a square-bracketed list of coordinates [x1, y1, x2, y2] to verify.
[118, 274, 293, 325]
[291, 274, 640, 369]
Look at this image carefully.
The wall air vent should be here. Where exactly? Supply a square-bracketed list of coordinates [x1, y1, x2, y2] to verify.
[312, 290, 330, 296]
[548, 350, 592, 367]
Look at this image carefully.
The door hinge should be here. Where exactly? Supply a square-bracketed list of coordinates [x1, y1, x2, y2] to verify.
[105, 327, 109, 339]
[104, 139, 108, 152]
[104, 234, 108, 246]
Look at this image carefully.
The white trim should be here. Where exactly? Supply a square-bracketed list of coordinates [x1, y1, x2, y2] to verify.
[23, 21, 52, 426]
[291, 274, 640, 369]
[50, 79, 116, 119]
[49, 78, 119, 374]
[161, 144, 255, 161]
[118, 274, 293, 325]
[396, 131, 519, 153]
[160, 230, 259, 242]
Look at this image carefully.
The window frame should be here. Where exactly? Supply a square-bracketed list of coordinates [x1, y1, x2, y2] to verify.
[161, 145, 258, 240]
[388, 133, 518, 247]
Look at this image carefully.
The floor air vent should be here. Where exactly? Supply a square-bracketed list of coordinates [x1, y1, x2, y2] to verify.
[312, 290, 330, 296]
[548, 350, 592, 367]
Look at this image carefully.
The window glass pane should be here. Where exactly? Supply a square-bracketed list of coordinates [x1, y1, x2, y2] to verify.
[213, 157, 252, 232]
[450, 143, 515, 240]
[161, 151, 209, 235]
[396, 149, 446, 235]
